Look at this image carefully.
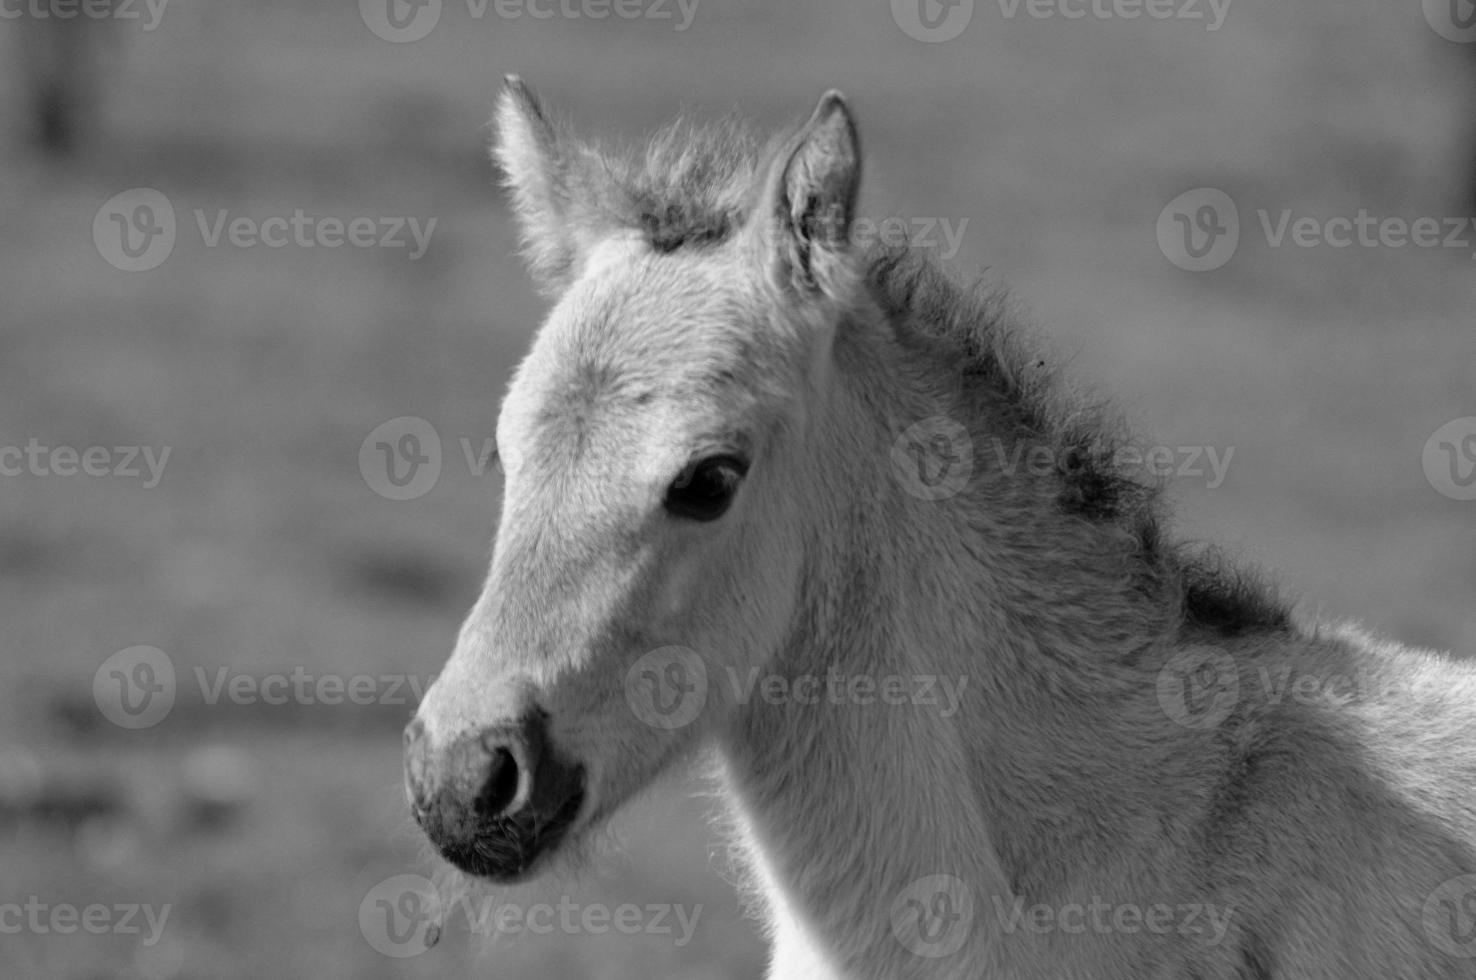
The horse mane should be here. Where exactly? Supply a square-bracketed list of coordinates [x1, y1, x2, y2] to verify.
[867, 246, 1292, 639]
[601, 117, 1292, 638]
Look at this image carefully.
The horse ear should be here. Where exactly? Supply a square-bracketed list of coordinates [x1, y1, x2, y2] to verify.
[492, 76, 593, 296]
[754, 90, 863, 297]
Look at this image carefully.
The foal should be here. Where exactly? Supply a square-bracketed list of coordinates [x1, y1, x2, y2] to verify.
[404, 79, 1476, 979]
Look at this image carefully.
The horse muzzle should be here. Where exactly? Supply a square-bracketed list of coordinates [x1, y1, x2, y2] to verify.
[403, 710, 585, 882]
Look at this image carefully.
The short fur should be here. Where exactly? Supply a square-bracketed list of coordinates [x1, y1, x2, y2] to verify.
[413, 80, 1476, 980]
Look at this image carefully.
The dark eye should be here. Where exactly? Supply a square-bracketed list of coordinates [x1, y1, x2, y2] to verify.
[665, 455, 749, 522]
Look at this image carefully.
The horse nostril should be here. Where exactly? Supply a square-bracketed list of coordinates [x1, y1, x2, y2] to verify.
[476, 745, 521, 818]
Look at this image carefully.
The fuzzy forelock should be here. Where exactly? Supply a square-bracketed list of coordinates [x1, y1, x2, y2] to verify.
[580, 114, 775, 254]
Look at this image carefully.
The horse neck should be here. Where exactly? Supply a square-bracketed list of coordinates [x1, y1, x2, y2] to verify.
[714, 303, 1199, 972]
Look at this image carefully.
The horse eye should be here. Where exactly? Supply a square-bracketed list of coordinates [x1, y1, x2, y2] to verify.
[665, 455, 749, 522]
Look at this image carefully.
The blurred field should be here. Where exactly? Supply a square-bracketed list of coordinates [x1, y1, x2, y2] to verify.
[1, 1, 1473, 977]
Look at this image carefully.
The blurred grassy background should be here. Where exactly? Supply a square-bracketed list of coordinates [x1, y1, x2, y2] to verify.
[1, 0, 1473, 977]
